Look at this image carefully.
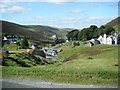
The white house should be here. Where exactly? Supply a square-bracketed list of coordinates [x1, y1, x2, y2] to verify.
[30, 45, 38, 49]
[3, 37, 7, 40]
[3, 36, 19, 41]
[97, 32, 120, 45]
[90, 38, 100, 45]
[50, 35, 57, 40]
[66, 40, 69, 42]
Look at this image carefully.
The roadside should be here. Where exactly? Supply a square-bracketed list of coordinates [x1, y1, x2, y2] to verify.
[1, 78, 118, 88]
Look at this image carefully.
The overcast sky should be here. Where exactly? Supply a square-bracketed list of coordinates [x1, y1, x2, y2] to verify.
[0, 0, 119, 29]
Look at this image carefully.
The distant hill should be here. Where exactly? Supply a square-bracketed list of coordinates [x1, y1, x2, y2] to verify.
[106, 17, 120, 26]
[106, 17, 120, 32]
[1, 20, 68, 41]
[63, 28, 79, 31]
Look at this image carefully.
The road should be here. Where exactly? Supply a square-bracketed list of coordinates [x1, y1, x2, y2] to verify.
[2, 81, 34, 88]
[0, 78, 118, 88]
[9, 51, 19, 54]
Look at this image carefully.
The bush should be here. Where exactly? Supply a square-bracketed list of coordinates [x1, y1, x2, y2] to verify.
[21, 37, 29, 49]
[76, 42, 80, 46]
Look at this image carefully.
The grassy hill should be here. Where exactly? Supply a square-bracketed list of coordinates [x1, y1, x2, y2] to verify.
[2, 45, 118, 86]
[1, 20, 68, 41]
[2, 52, 55, 67]
[106, 17, 120, 32]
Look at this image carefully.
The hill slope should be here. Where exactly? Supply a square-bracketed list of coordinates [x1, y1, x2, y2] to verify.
[106, 17, 120, 26]
[2, 45, 118, 86]
[1, 20, 67, 40]
[106, 17, 120, 32]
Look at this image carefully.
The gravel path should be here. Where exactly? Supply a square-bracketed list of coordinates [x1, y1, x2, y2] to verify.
[1, 78, 118, 88]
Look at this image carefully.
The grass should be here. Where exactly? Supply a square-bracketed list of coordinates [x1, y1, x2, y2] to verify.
[2, 52, 55, 67]
[3, 44, 19, 51]
[2, 45, 119, 86]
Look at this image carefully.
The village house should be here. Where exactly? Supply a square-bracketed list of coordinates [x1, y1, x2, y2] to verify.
[66, 40, 69, 43]
[97, 32, 120, 45]
[50, 35, 57, 40]
[3, 36, 20, 45]
[3, 36, 19, 41]
[90, 38, 100, 45]
[21, 49, 46, 58]
[30, 45, 38, 49]
[90, 32, 120, 45]
[42, 47, 57, 56]
[42, 47, 63, 60]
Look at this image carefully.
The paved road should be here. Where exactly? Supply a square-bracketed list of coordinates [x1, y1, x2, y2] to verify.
[1, 78, 118, 88]
[2, 81, 35, 88]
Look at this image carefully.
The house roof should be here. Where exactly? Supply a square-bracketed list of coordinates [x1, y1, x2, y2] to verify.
[27, 49, 34, 54]
[21, 49, 35, 54]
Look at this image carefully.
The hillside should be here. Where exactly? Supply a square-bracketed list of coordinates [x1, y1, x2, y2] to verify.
[106, 17, 120, 32]
[2, 45, 118, 86]
[106, 17, 120, 27]
[1, 20, 68, 41]
[2, 52, 55, 67]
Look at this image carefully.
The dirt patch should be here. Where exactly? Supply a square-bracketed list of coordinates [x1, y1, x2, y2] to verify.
[63, 54, 78, 63]
[81, 48, 113, 56]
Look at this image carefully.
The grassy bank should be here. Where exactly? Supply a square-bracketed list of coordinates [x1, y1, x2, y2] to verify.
[2, 45, 119, 86]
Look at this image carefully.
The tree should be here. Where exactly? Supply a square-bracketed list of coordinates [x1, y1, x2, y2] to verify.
[89, 25, 98, 30]
[78, 31, 83, 40]
[72, 42, 77, 47]
[72, 30, 79, 40]
[81, 28, 89, 40]
[98, 25, 115, 35]
[66, 32, 72, 41]
[98, 25, 106, 35]
[66, 24, 114, 42]
[21, 37, 29, 49]
[76, 42, 80, 46]
[104, 25, 115, 35]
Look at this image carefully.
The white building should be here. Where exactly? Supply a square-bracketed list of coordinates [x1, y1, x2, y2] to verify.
[97, 32, 120, 45]
[50, 35, 57, 40]
[66, 40, 69, 42]
[90, 38, 100, 45]
[30, 45, 38, 49]
[3, 36, 19, 41]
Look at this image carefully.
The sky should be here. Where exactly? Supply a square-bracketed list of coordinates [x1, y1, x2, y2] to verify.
[0, 0, 119, 29]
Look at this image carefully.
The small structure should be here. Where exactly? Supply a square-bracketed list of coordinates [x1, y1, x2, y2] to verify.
[57, 49, 63, 52]
[89, 42, 94, 47]
[30, 45, 38, 49]
[90, 38, 100, 45]
[66, 40, 69, 43]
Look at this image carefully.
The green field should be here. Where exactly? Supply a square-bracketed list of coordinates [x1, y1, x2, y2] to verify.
[3, 44, 19, 51]
[2, 45, 119, 86]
